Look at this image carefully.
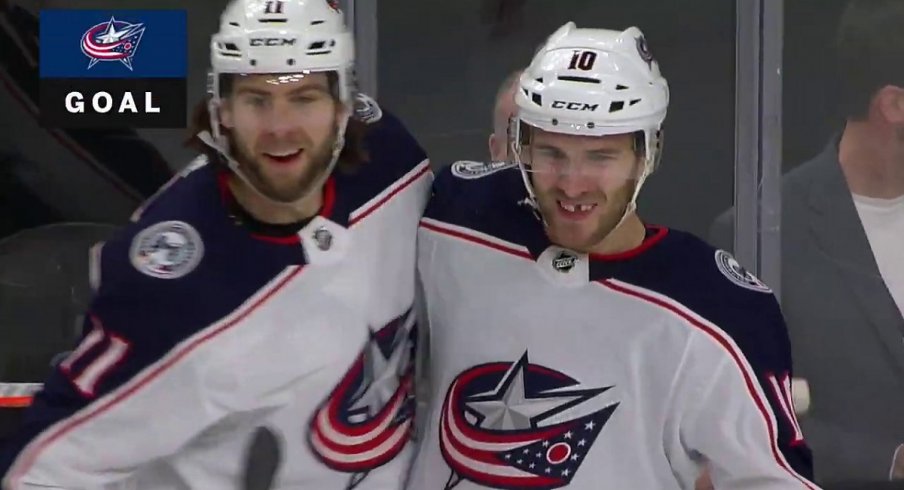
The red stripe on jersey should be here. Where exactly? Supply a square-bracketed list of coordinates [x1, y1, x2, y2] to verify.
[599, 279, 818, 489]
[419, 221, 533, 260]
[7, 266, 306, 488]
[349, 162, 431, 226]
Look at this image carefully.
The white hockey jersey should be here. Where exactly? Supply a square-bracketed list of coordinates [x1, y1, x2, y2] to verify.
[408, 163, 819, 490]
[0, 111, 433, 490]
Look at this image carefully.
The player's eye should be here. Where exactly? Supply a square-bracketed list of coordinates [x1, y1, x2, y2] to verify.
[244, 95, 268, 107]
[536, 149, 564, 160]
[586, 154, 614, 163]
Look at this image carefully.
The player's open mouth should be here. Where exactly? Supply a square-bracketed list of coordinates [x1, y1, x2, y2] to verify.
[263, 149, 303, 164]
[557, 200, 597, 219]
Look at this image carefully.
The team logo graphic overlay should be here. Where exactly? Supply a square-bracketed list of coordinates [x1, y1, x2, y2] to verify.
[80, 16, 146, 71]
[441, 352, 619, 489]
[308, 309, 417, 489]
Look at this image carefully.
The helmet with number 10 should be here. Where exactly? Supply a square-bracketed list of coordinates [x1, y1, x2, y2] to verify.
[510, 22, 669, 253]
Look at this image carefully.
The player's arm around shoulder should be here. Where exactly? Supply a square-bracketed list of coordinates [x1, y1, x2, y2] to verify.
[0, 215, 235, 489]
[670, 245, 819, 489]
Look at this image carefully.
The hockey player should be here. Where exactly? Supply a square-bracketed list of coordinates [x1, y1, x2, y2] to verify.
[410, 22, 819, 489]
[0, 0, 431, 488]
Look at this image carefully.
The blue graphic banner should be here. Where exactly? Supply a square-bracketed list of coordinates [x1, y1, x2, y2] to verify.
[40, 9, 187, 79]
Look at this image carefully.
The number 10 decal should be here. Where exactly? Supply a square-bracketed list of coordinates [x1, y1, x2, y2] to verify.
[568, 50, 598, 71]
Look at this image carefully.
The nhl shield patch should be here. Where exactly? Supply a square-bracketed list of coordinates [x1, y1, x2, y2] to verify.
[714, 249, 771, 293]
[129, 220, 203, 279]
[450, 160, 517, 180]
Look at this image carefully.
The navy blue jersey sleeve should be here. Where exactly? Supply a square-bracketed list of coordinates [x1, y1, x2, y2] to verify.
[363, 108, 428, 171]
[422, 161, 522, 224]
[0, 195, 288, 489]
[612, 232, 817, 488]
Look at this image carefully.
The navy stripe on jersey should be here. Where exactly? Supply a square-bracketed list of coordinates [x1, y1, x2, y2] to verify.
[421, 163, 815, 483]
[0, 108, 429, 480]
[331, 109, 430, 226]
[0, 164, 309, 477]
[596, 232, 815, 482]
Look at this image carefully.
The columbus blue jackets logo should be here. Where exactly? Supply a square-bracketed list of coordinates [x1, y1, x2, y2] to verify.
[440, 352, 619, 489]
[450, 160, 517, 180]
[308, 309, 417, 489]
[714, 249, 772, 293]
[80, 16, 146, 70]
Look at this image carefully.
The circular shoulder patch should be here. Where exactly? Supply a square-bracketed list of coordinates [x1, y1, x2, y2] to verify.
[353, 92, 383, 124]
[714, 249, 771, 293]
[130, 221, 204, 279]
[450, 160, 517, 179]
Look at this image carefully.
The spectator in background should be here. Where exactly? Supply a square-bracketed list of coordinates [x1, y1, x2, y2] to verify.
[710, 0, 904, 483]
[488, 69, 522, 161]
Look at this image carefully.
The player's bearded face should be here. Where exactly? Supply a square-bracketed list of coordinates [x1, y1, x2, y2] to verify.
[221, 72, 341, 203]
[527, 130, 641, 253]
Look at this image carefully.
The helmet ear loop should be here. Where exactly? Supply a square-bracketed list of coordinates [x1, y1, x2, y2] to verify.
[510, 118, 546, 223]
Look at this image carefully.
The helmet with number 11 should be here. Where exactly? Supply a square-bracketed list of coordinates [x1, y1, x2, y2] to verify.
[198, 0, 357, 208]
[509, 22, 669, 254]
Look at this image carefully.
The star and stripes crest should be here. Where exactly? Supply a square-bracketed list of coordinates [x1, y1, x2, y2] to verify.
[80, 16, 146, 71]
[307, 309, 417, 489]
[440, 352, 619, 489]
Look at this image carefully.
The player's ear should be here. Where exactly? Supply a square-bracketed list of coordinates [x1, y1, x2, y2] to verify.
[875, 85, 904, 125]
[488, 133, 500, 161]
[218, 100, 235, 129]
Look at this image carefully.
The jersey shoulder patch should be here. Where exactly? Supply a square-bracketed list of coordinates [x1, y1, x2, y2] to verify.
[129, 220, 204, 280]
[101, 165, 223, 287]
[713, 249, 772, 293]
[449, 160, 518, 180]
[353, 92, 383, 124]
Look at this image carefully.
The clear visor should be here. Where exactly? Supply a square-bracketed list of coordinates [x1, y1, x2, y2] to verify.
[213, 71, 346, 130]
[509, 117, 643, 180]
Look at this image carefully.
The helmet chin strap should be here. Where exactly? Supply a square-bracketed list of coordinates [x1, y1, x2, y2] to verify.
[197, 103, 350, 211]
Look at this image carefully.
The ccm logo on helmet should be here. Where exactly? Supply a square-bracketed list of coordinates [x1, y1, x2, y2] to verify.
[249, 38, 297, 46]
[552, 101, 599, 111]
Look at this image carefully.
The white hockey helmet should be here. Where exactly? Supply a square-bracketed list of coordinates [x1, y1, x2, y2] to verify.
[208, 0, 354, 105]
[199, 0, 355, 204]
[511, 22, 669, 215]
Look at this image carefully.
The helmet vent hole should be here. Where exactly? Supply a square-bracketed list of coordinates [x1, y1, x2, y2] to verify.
[558, 76, 600, 84]
[531, 93, 542, 106]
[616, 84, 629, 91]
[311, 20, 325, 25]
[228, 21, 239, 27]
[309, 41, 326, 50]
[224, 43, 239, 51]
[609, 101, 625, 112]
[629, 99, 641, 106]
[258, 18, 287, 23]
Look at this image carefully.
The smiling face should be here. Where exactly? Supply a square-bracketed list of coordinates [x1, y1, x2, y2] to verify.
[526, 128, 642, 252]
[219, 72, 342, 203]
